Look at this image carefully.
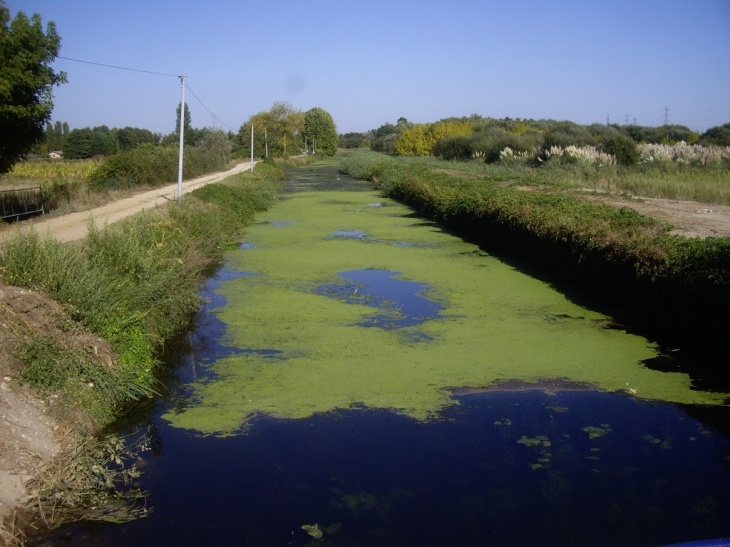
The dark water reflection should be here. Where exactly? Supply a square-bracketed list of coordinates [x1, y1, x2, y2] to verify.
[34, 388, 730, 547]
[30, 161, 730, 547]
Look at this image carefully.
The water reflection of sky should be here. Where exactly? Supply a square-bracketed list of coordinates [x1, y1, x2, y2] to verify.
[316, 269, 442, 330]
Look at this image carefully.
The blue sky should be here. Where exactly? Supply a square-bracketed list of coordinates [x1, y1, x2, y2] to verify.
[9, 0, 730, 135]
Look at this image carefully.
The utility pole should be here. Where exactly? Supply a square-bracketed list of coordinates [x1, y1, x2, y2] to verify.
[250, 125, 254, 173]
[177, 75, 187, 203]
[633, 117, 637, 125]
[624, 113, 629, 125]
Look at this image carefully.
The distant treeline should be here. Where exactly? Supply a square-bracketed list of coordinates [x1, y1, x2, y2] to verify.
[32, 102, 241, 160]
[339, 116, 730, 160]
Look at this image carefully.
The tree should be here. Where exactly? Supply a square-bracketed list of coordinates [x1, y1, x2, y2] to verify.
[303, 107, 337, 156]
[176, 101, 191, 133]
[63, 127, 94, 159]
[238, 101, 304, 158]
[0, 2, 67, 172]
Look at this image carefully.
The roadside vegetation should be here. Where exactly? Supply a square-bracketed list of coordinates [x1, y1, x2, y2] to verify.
[340, 150, 730, 356]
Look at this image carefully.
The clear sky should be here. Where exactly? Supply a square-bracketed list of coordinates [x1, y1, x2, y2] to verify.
[9, 0, 730, 135]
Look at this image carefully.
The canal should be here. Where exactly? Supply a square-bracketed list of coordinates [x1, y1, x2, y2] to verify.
[35, 159, 730, 547]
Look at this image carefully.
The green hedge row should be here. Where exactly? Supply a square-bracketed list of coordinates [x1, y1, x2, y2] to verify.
[341, 151, 730, 356]
[88, 144, 227, 190]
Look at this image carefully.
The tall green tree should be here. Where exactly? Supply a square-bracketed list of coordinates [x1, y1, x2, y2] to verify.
[238, 101, 304, 158]
[303, 107, 337, 156]
[175, 101, 192, 134]
[0, 2, 66, 173]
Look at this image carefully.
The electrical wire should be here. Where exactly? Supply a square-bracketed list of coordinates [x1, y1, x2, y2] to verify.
[186, 85, 237, 131]
[56, 56, 180, 78]
[55, 56, 238, 130]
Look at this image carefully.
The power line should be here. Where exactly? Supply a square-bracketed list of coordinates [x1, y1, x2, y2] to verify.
[186, 85, 237, 131]
[56, 55, 238, 131]
[56, 56, 180, 78]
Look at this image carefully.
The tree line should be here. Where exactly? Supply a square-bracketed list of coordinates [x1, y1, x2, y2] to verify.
[236, 101, 338, 159]
[339, 115, 730, 160]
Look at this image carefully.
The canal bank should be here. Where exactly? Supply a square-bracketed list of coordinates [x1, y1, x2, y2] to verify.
[27, 158, 730, 547]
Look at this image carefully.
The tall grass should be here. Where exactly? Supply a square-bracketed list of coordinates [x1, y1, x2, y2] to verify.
[2, 159, 101, 181]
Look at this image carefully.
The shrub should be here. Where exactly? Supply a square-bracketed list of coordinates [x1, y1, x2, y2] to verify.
[88, 144, 228, 190]
[601, 134, 640, 166]
[432, 135, 474, 160]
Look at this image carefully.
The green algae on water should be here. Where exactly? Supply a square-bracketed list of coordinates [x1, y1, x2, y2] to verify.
[163, 189, 730, 436]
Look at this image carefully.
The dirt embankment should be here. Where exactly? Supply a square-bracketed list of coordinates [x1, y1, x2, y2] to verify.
[0, 284, 113, 545]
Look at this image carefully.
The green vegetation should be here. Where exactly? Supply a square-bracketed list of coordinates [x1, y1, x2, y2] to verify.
[304, 106, 338, 156]
[348, 117, 730, 203]
[0, 1, 66, 173]
[88, 140, 229, 190]
[394, 120, 473, 156]
[238, 101, 305, 159]
[0, 165, 287, 425]
[340, 150, 730, 355]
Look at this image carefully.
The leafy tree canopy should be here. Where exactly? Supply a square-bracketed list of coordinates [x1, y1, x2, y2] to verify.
[303, 107, 338, 156]
[0, 1, 66, 173]
[238, 101, 304, 158]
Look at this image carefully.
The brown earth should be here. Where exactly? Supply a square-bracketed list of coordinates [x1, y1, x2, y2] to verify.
[569, 189, 730, 239]
[0, 284, 112, 545]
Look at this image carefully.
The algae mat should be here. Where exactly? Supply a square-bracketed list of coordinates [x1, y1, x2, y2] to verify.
[165, 190, 728, 435]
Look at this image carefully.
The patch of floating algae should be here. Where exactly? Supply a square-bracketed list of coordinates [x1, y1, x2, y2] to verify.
[163, 190, 729, 436]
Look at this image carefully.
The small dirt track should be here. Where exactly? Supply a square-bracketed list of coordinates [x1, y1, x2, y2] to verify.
[0, 160, 258, 244]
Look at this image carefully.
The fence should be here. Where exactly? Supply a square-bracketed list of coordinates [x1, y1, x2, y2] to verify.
[0, 186, 44, 220]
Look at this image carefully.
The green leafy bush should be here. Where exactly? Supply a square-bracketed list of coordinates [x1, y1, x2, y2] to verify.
[601, 134, 640, 166]
[88, 143, 229, 190]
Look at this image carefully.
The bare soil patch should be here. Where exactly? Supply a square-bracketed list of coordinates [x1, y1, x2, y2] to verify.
[570, 190, 730, 239]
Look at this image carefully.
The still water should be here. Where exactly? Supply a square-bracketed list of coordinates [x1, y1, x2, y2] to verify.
[35, 161, 730, 546]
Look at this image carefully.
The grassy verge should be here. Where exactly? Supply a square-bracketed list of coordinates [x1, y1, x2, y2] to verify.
[341, 151, 730, 356]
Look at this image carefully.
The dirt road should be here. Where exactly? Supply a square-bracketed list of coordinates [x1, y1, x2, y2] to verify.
[0, 160, 258, 244]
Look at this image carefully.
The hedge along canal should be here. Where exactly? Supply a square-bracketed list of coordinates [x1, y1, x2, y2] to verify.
[36, 160, 730, 547]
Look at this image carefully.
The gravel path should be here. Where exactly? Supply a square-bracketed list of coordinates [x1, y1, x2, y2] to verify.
[0, 160, 258, 243]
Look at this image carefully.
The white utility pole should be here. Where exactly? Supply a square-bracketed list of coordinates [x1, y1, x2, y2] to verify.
[177, 75, 187, 203]
[250, 125, 254, 173]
